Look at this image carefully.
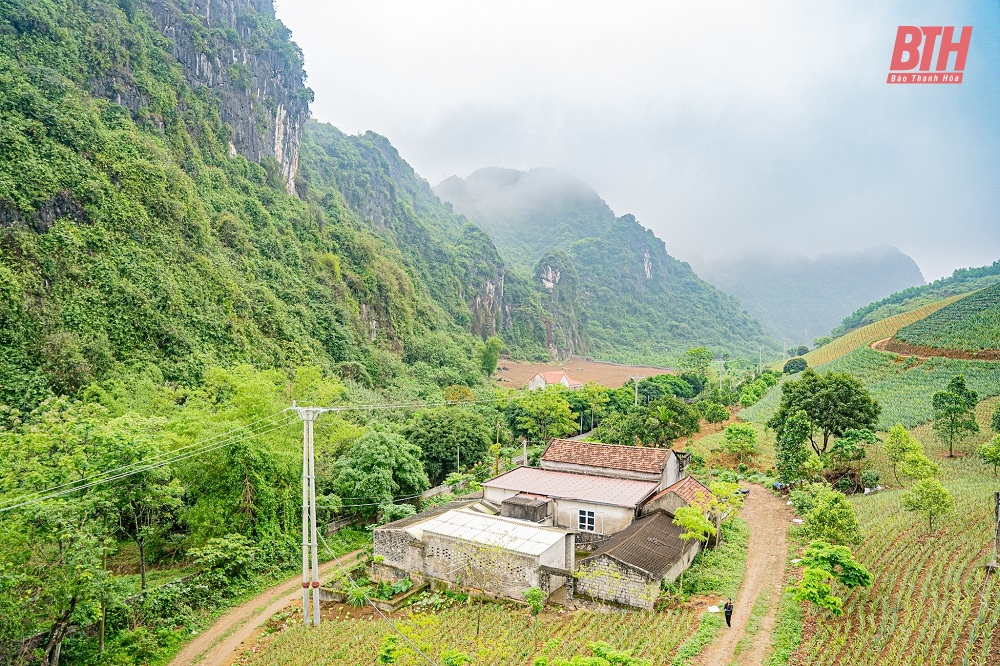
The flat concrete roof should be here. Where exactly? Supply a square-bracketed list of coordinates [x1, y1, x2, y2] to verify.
[482, 467, 658, 508]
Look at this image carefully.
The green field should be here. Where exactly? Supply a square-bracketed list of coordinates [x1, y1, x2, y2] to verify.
[895, 284, 1000, 352]
[818, 347, 1000, 428]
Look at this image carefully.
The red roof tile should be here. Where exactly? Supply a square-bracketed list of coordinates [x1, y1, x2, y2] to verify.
[541, 439, 669, 475]
[650, 477, 712, 505]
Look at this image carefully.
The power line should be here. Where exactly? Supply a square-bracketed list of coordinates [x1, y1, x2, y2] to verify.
[0, 410, 293, 510]
[0, 418, 295, 513]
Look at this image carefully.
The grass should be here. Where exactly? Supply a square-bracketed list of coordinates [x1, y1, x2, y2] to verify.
[733, 584, 773, 659]
[763, 589, 803, 666]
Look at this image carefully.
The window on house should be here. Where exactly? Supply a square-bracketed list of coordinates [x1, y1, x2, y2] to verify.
[578, 509, 596, 532]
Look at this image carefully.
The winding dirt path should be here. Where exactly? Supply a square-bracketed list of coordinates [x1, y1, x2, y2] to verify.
[695, 487, 792, 666]
[167, 550, 362, 666]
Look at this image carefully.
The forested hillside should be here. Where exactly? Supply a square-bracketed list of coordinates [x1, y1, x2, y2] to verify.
[0, 0, 566, 418]
[437, 168, 780, 363]
[698, 246, 925, 346]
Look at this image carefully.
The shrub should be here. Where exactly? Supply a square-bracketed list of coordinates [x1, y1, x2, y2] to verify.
[861, 470, 881, 489]
[523, 587, 545, 615]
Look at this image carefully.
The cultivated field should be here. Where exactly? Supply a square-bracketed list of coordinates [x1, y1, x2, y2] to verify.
[789, 397, 1000, 666]
[496, 357, 672, 389]
[802, 294, 968, 367]
[234, 598, 707, 665]
[894, 283, 1000, 353]
[818, 348, 1000, 429]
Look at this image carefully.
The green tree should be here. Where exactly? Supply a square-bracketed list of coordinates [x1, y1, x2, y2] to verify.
[775, 409, 812, 483]
[700, 402, 730, 426]
[899, 451, 940, 482]
[932, 375, 980, 457]
[902, 478, 953, 531]
[643, 398, 701, 446]
[721, 423, 759, 464]
[477, 335, 504, 377]
[94, 419, 184, 591]
[403, 407, 491, 485]
[992, 403, 1000, 433]
[979, 435, 1000, 476]
[679, 346, 714, 379]
[511, 387, 576, 444]
[672, 502, 716, 593]
[804, 490, 862, 545]
[783, 357, 808, 374]
[767, 370, 881, 455]
[789, 540, 872, 616]
[332, 431, 430, 520]
[707, 482, 744, 547]
[883, 423, 923, 484]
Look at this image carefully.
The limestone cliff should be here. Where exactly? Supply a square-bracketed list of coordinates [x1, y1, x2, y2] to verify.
[93, 0, 311, 194]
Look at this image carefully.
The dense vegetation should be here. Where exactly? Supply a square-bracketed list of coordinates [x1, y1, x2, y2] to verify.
[832, 260, 1000, 337]
[436, 168, 781, 363]
[699, 246, 924, 346]
[894, 284, 1000, 352]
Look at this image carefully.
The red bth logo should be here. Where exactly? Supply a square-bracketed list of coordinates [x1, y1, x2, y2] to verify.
[887, 26, 972, 84]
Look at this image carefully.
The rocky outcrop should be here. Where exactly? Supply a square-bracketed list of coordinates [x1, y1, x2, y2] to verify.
[97, 0, 310, 194]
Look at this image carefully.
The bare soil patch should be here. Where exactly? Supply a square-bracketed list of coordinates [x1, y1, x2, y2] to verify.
[497, 356, 673, 389]
[871, 337, 1000, 361]
[694, 487, 793, 666]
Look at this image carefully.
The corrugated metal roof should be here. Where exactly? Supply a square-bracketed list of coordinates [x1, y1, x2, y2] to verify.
[542, 439, 669, 474]
[579, 511, 691, 578]
[482, 467, 658, 508]
[411, 509, 567, 557]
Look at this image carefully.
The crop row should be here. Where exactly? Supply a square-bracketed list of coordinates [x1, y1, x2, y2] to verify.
[803, 295, 966, 367]
[895, 283, 1000, 353]
[236, 603, 706, 665]
[819, 348, 1000, 428]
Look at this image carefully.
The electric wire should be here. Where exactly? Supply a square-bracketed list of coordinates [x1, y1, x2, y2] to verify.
[2, 396, 502, 513]
[318, 532, 437, 666]
[0, 410, 292, 509]
[0, 416, 298, 512]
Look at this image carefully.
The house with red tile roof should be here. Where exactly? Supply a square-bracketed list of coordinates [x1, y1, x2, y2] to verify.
[527, 371, 584, 391]
[540, 438, 690, 490]
[640, 477, 714, 518]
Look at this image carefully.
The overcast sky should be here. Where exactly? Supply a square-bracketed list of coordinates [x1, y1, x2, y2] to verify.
[274, 0, 999, 280]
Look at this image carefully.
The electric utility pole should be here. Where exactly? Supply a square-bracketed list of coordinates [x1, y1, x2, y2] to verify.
[291, 403, 333, 627]
[629, 374, 645, 406]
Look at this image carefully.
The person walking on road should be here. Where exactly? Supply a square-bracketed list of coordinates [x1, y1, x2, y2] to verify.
[724, 599, 734, 627]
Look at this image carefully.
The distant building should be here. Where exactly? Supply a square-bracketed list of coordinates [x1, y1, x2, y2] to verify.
[576, 511, 702, 610]
[527, 371, 584, 391]
[540, 438, 690, 491]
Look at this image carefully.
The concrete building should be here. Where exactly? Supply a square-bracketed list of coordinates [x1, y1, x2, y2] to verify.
[482, 467, 658, 536]
[527, 371, 584, 391]
[575, 511, 701, 610]
[540, 439, 690, 491]
[373, 500, 574, 601]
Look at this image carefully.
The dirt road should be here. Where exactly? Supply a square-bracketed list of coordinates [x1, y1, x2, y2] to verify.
[696, 487, 792, 666]
[167, 551, 363, 666]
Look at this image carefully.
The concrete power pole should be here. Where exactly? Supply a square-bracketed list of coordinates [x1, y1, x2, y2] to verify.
[629, 374, 645, 406]
[291, 403, 332, 627]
